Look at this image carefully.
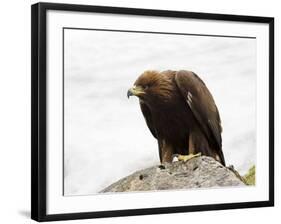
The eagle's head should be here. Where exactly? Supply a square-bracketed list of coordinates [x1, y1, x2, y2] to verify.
[127, 70, 174, 105]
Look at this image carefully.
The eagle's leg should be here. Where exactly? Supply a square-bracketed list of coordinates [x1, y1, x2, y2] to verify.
[173, 133, 201, 162]
[160, 140, 174, 163]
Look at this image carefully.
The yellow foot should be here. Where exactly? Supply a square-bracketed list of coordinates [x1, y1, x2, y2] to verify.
[173, 153, 202, 162]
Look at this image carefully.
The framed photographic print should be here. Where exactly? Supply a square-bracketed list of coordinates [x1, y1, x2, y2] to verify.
[31, 2, 274, 222]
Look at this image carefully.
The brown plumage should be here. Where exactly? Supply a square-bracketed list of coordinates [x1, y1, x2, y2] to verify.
[127, 70, 225, 166]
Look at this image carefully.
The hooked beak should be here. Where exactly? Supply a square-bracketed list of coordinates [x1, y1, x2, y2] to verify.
[127, 85, 145, 98]
[127, 89, 134, 98]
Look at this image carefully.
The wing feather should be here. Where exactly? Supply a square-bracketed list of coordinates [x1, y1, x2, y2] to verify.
[175, 70, 223, 152]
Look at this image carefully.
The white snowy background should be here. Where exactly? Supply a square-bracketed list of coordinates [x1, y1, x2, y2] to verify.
[64, 29, 256, 196]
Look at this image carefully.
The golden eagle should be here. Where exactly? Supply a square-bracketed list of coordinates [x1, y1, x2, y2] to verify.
[127, 70, 225, 166]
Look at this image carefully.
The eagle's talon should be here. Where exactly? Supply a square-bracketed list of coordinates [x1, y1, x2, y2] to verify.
[175, 152, 202, 162]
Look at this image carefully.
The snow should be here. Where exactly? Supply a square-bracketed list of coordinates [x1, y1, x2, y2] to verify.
[63, 29, 256, 195]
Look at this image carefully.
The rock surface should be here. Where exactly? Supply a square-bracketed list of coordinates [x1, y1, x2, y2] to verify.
[101, 156, 245, 193]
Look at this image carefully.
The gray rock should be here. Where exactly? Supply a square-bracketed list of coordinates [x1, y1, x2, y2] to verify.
[100, 156, 245, 193]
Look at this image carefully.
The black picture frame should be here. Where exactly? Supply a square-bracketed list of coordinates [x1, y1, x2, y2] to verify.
[31, 2, 274, 222]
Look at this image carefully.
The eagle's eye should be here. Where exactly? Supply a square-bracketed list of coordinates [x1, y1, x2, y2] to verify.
[143, 85, 149, 90]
